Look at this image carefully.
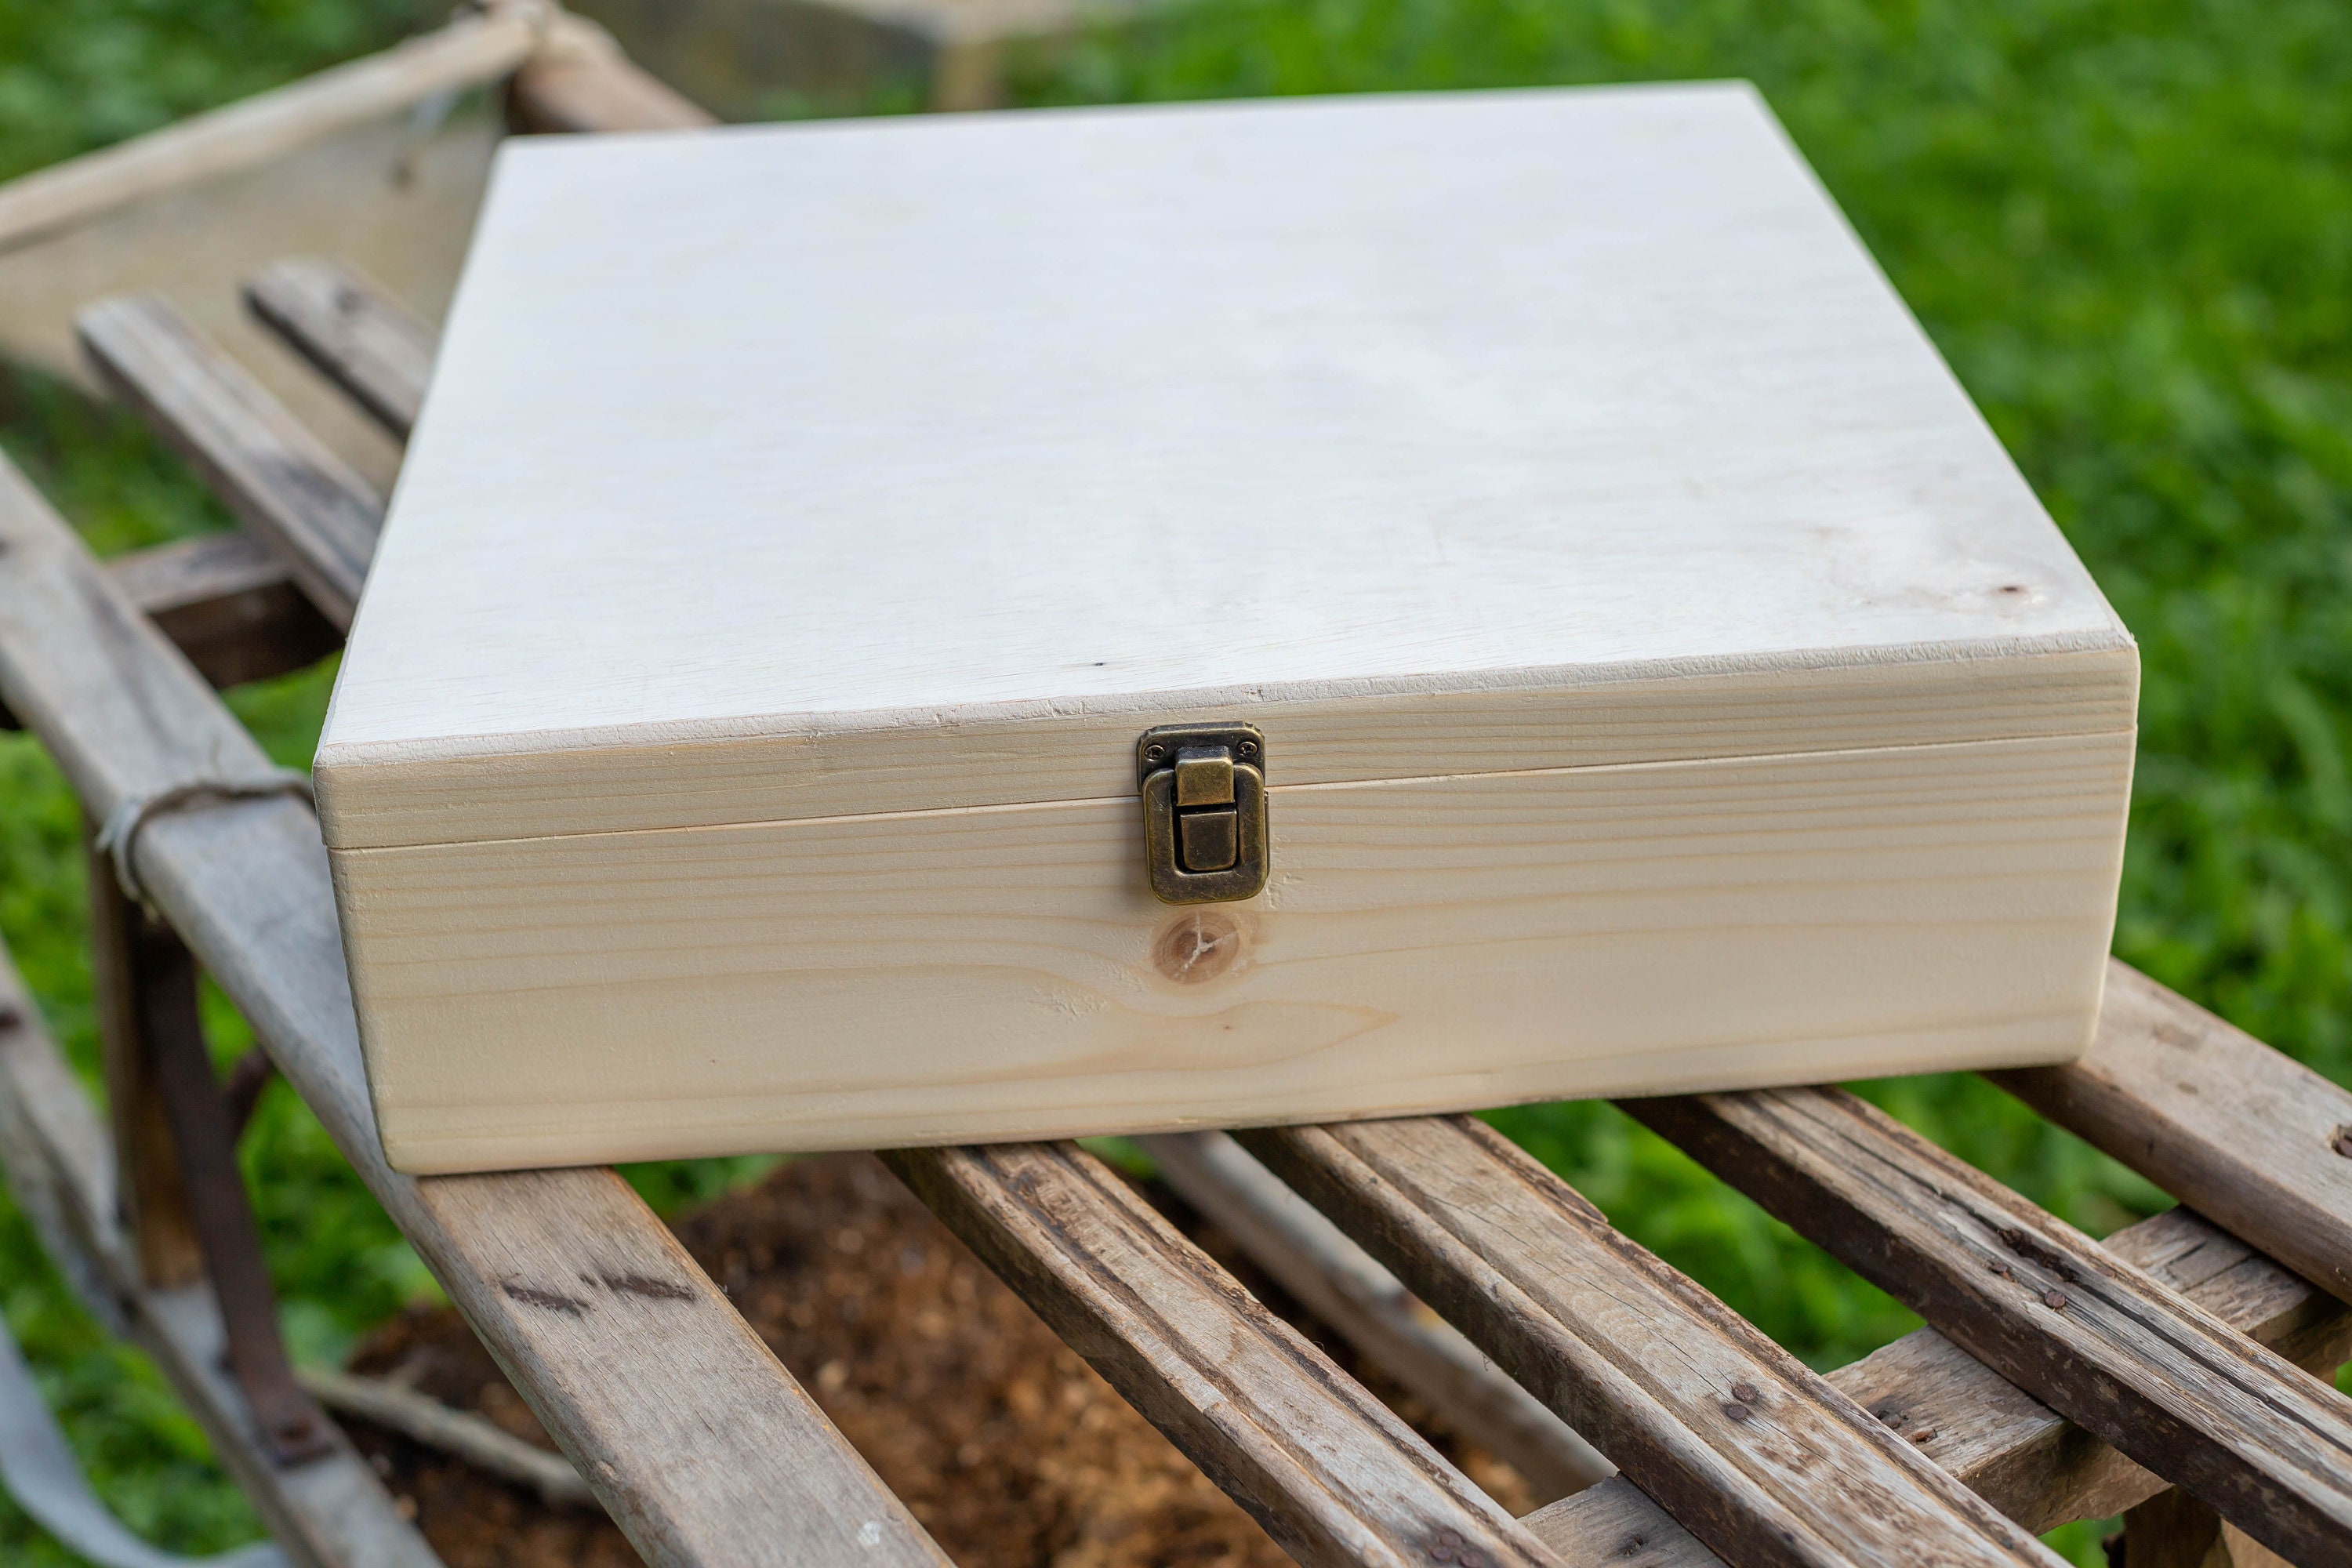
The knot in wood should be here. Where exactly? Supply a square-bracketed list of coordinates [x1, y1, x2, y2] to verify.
[1152, 909, 1245, 985]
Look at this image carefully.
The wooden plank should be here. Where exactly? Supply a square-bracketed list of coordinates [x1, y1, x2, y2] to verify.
[243, 259, 433, 441]
[1136, 1130, 1612, 1504]
[1519, 1207, 2352, 1566]
[0, 452, 949, 1568]
[1627, 1087, 2352, 1567]
[1830, 1207, 2352, 1533]
[338, 726, 2134, 1175]
[884, 1140, 1566, 1568]
[0, 2, 541, 256]
[1525, 1174, 2352, 1558]
[0, 968, 125, 1337]
[558, 0, 1138, 118]
[105, 532, 339, 690]
[1993, 960, 2352, 1305]
[0, 926, 439, 1568]
[83, 829, 206, 1290]
[1238, 1116, 2066, 1568]
[506, 13, 719, 134]
[80, 294, 379, 630]
[1, 534, 331, 728]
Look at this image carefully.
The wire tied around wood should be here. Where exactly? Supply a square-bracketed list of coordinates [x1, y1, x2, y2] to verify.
[94, 771, 315, 906]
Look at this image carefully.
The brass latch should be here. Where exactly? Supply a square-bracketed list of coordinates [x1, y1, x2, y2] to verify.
[1138, 724, 1269, 904]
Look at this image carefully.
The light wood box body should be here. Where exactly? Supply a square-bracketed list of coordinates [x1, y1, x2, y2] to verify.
[318, 85, 2138, 1174]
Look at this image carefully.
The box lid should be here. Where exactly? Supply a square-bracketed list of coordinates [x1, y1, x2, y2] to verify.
[316, 83, 2132, 852]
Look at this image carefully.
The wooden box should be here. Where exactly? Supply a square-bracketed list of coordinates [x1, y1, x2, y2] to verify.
[318, 84, 2137, 1175]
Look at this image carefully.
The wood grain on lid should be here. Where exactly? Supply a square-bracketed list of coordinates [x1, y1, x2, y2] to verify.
[320, 84, 2129, 844]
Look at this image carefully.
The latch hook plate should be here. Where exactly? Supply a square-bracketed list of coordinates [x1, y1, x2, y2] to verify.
[1138, 724, 1269, 904]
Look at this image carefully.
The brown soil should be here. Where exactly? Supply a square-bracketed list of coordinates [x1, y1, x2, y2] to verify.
[341, 1152, 1530, 1568]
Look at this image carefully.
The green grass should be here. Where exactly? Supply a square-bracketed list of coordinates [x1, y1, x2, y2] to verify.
[4, 0, 2350, 1562]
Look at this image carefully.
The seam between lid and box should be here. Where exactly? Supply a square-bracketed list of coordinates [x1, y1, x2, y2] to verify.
[316, 634, 2139, 851]
[317, 637, 2139, 853]
[323, 724, 2141, 861]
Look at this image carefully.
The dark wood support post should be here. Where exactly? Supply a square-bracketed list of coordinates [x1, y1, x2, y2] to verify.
[85, 823, 205, 1290]
[84, 820, 332, 1465]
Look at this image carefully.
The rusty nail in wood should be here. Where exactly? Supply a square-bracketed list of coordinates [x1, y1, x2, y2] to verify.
[1730, 1381, 1759, 1403]
[2332, 1125, 2352, 1159]
[1908, 1427, 1937, 1443]
[2043, 1290, 2067, 1309]
[1722, 1401, 1752, 1422]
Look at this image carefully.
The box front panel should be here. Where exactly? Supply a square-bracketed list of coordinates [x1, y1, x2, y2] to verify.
[334, 730, 2133, 1173]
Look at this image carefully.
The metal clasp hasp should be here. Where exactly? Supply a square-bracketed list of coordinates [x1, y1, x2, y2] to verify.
[1138, 724, 1269, 904]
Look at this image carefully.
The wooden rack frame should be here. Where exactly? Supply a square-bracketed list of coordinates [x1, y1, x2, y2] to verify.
[2, 24, 2351, 1568]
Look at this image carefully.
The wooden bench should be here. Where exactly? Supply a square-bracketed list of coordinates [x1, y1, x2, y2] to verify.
[4, 39, 2352, 1568]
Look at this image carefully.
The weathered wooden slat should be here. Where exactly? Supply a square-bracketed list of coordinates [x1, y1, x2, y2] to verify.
[1522, 1204, 2351, 1566]
[507, 13, 719, 135]
[1628, 1087, 2352, 1567]
[0, 926, 439, 1568]
[0, 966, 123, 1336]
[0, 533, 327, 731]
[0, 1, 543, 256]
[1239, 1116, 2065, 1568]
[885, 1140, 1565, 1568]
[243, 260, 433, 441]
[104, 532, 338, 690]
[1994, 960, 2352, 1305]
[79, 294, 379, 630]
[1838, 1205, 2352, 1532]
[1136, 1129, 1613, 1504]
[0, 452, 949, 1568]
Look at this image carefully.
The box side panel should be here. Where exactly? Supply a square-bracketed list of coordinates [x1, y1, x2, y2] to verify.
[336, 728, 2135, 1174]
[316, 642, 2139, 848]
